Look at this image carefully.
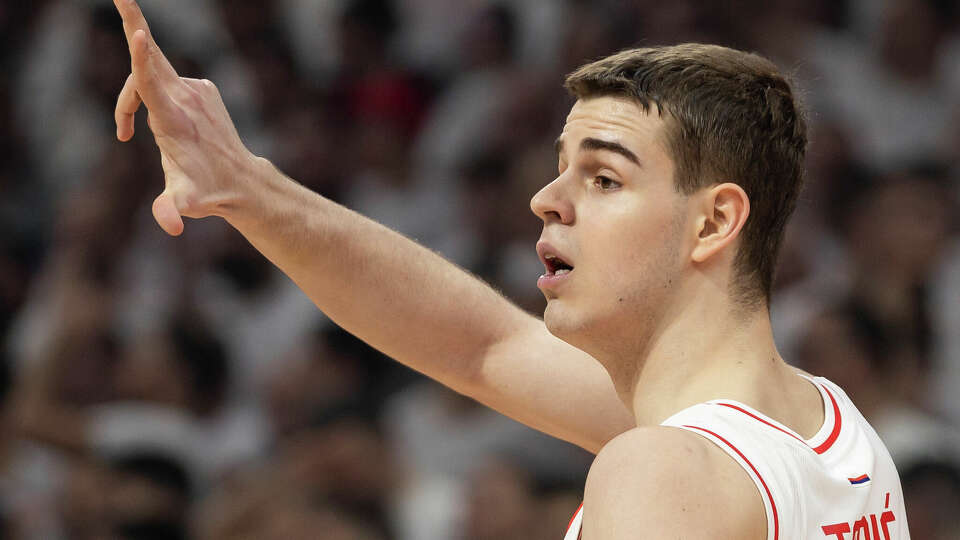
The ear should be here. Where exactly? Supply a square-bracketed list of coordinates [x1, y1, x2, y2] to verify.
[691, 183, 750, 264]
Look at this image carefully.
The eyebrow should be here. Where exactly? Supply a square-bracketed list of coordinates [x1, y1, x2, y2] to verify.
[555, 136, 641, 166]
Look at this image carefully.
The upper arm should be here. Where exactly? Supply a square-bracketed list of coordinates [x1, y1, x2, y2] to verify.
[582, 427, 767, 539]
[468, 315, 634, 454]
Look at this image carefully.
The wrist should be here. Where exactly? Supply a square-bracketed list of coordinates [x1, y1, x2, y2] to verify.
[217, 154, 279, 225]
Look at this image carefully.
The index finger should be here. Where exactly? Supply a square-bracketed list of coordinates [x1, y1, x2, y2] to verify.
[112, 0, 179, 85]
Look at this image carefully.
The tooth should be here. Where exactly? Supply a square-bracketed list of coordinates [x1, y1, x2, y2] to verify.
[555, 269, 570, 275]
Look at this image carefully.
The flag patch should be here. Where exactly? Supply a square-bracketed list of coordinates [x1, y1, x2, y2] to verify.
[848, 474, 870, 485]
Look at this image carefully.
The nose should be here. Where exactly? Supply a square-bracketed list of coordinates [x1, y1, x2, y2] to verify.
[530, 176, 575, 224]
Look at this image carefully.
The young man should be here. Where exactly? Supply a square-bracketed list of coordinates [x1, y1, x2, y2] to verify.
[111, 1, 909, 538]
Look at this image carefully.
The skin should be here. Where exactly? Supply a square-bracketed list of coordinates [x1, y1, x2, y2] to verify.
[108, 1, 827, 537]
[533, 97, 690, 397]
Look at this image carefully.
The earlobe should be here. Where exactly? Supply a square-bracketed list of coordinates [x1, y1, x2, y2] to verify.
[691, 183, 749, 263]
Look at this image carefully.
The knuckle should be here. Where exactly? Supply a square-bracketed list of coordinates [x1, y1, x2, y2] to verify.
[200, 79, 219, 96]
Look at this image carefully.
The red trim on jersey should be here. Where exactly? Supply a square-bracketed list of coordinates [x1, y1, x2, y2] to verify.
[566, 503, 583, 536]
[812, 385, 842, 455]
[683, 424, 779, 540]
[715, 403, 807, 446]
[714, 382, 842, 456]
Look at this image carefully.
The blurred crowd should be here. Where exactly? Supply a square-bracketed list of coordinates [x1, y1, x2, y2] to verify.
[0, 0, 958, 538]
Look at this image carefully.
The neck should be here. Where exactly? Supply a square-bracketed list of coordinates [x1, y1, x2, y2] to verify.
[601, 290, 786, 427]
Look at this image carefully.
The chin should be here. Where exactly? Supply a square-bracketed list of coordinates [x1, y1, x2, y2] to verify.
[543, 299, 590, 346]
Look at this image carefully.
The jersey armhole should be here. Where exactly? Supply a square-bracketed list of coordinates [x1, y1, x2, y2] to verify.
[672, 424, 778, 540]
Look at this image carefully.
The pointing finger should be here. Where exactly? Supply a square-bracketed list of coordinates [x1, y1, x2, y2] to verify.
[113, 0, 150, 42]
[129, 29, 185, 133]
[113, 0, 179, 84]
[114, 0, 184, 130]
[115, 73, 141, 141]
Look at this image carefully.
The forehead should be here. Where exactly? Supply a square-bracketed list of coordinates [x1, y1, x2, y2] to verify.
[559, 96, 667, 156]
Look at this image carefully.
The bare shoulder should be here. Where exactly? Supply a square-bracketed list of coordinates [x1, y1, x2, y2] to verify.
[582, 426, 766, 539]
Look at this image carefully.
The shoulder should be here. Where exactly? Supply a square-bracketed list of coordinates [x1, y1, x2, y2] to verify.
[583, 426, 766, 539]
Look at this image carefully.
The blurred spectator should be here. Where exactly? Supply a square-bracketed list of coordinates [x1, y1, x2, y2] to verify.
[462, 459, 538, 540]
[264, 326, 401, 442]
[386, 381, 590, 540]
[899, 460, 960, 540]
[108, 451, 193, 539]
[190, 229, 326, 397]
[413, 3, 518, 179]
[56, 450, 193, 540]
[806, 0, 960, 167]
[929, 237, 960, 426]
[840, 165, 954, 404]
[12, 309, 267, 497]
[194, 412, 393, 540]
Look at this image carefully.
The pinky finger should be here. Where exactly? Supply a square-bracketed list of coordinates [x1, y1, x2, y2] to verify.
[115, 73, 142, 141]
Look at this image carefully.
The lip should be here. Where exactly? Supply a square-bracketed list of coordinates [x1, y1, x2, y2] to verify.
[535, 240, 574, 291]
[537, 269, 573, 291]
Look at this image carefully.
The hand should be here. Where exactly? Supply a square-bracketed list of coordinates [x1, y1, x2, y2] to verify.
[113, 0, 259, 236]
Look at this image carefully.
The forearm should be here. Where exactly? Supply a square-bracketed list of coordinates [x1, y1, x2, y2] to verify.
[224, 158, 531, 397]
[108, 0, 633, 450]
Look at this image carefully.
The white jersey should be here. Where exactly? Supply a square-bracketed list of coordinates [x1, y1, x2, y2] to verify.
[563, 375, 909, 539]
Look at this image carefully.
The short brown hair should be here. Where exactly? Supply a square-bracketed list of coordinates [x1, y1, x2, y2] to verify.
[565, 44, 807, 307]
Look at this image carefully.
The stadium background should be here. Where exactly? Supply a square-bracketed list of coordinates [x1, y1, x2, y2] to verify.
[0, 0, 959, 538]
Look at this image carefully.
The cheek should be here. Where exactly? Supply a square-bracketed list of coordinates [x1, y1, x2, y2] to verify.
[616, 252, 684, 328]
[585, 207, 683, 285]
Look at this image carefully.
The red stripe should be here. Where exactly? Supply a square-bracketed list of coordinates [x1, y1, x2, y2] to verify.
[848, 474, 869, 483]
[715, 403, 807, 446]
[565, 503, 582, 536]
[812, 385, 842, 454]
[715, 382, 842, 455]
[683, 424, 778, 540]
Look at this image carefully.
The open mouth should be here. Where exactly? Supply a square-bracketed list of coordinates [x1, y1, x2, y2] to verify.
[543, 254, 574, 276]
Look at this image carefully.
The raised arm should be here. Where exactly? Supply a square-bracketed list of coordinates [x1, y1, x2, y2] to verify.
[111, 0, 633, 452]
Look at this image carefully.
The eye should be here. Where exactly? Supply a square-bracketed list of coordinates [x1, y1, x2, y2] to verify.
[594, 175, 621, 191]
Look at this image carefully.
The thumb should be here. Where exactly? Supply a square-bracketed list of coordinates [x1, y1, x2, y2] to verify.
[152, 191, 184, 236]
